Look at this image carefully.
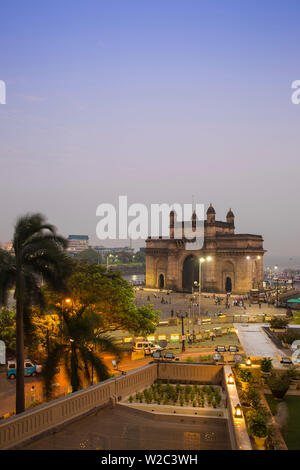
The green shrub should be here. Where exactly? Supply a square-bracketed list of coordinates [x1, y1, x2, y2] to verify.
[269, 317, 289, 329]
[129, 395, 133, 403]
[198, 355, 212, 362]
[266, 372, 290, 399]
[260, 358, 273, 373]
[239, 369, 253, 383]
[186, 357, 195, 363]
[246, 386, 261, 408]
[277, 332, 300, 345]
[247, 411, 268, 438]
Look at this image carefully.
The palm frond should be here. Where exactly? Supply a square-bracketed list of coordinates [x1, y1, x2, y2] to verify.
[79, 346, 110, 383]
[42, 342, 66, 401]
[94, 334, 122, 359]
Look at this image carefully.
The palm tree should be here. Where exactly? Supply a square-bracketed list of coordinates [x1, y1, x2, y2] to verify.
[43, 305, 121, 400]
[0, 213, 72, 413]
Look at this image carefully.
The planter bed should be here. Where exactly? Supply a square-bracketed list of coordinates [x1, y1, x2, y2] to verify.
[121, 401, 226, 418]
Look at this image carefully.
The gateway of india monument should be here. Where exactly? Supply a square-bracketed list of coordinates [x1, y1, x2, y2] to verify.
[145, 204, 266, 294]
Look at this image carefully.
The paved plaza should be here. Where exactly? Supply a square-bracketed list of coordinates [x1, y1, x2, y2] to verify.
[134, 289, 286, 321]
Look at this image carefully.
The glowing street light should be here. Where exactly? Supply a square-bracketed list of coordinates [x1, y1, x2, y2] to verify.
[227, 373, 235, 385]
[195, 256, 212, 330]
[234, 404, 243, 418]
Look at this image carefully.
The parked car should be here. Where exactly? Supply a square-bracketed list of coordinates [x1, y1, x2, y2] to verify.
[7, 359, 42, 379]
[280, 357, 293, 365]
[151, 351, 179, 361]
[215, 346, 226, 352]
[132, 341, 163, 356]
[228, 345, 239, 352]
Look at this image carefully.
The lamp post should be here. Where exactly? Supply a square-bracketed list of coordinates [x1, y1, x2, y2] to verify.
[194, 256, 212, 331]
[274, 266, 279, 307]
[177, 312, 186, 352]
[89, 345, 94, 385]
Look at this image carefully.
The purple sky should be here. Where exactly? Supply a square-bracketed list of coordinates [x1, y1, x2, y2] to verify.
[1, 1, 300, 257]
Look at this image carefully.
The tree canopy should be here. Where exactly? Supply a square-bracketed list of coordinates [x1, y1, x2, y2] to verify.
[47, 262, 160, 336]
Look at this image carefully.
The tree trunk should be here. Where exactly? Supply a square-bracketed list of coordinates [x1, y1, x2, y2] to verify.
[16, 277, 25, 414]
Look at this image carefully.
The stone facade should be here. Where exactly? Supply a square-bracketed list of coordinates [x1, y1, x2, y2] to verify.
[145, 205, 266, 294]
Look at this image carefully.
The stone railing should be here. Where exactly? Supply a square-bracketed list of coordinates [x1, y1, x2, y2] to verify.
[0, 363, 157, 450]
[223, 365, 252, 450]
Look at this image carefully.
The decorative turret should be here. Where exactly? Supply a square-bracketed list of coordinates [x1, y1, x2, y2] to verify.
[170, 210, 175, 239]
[206, 203, 216, 223]
[191, 210, 197, 231]
[226, 208, 235, 226]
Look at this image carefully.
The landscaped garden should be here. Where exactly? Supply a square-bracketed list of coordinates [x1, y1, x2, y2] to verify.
[127, 381, 224, 408]
[232, 359, 300, 450]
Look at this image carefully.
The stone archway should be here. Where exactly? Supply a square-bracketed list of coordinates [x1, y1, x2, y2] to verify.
[158, 273, 165, 289]
[222, 261, 235, 293]
[182, 255, 199, 292]
[225, 276, 232, 293]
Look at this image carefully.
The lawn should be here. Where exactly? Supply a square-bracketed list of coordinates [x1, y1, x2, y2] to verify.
[265, 394, 300, 450]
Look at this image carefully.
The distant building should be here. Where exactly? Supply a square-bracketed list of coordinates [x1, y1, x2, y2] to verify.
[67, 235, 89, 253]
[89, 246, 134, 255]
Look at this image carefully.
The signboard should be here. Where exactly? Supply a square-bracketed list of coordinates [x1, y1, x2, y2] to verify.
[158, 334, 167, 341]
[147, 335, 155, 342]
[123, 337, 133, 343]
[0, 340, 5, 365]
[170, 334, 180, 342]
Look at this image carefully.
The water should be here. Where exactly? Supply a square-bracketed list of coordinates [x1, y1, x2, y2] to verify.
[123, 274, 145, 285]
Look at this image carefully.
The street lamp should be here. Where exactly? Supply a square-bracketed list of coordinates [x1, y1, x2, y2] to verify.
[234, 404, 243, 419]
[89, 345, 94, 385]
[176, 312, 186, 352]
[227, 373, 235, 385]
[194, 256, 212, 331]
[59, 298, 72, 341]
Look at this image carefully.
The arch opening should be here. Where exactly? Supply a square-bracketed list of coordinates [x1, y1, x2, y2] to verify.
[159, 274, 165, 289]
[225, 276, 232, 293]
[182, 255, 199, 292]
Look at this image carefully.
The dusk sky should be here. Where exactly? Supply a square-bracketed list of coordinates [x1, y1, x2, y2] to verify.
[1, 1, 300, 259]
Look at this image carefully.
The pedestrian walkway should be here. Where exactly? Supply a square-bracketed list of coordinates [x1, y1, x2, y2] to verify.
[234, 323, 283, 367]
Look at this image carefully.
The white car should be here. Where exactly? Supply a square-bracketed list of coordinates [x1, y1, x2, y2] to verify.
[132, 341, 163, 356]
